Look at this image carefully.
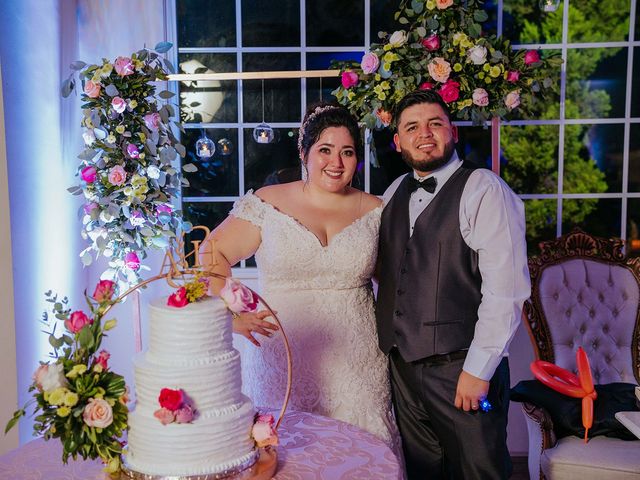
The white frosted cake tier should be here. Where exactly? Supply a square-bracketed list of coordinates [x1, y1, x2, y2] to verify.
[125, 296, 256, 477]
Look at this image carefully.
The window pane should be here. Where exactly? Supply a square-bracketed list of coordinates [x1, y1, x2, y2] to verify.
[176, 0, 236, 47]
[503, 0, 563, 44]
[370, 129, 408, 196]
[632, 47, 640, 118]
[568, 0, 629, 43]
[242, 0, 300, 47]
[181, 128, 240, 197]
[242, 54, 300, 123]
[306, 52, 361, 105]
[563, 199, 621, 238]
[178, 53, 238, 124]
[563, 124, 613, 194]
[457, 126, 491, 169]
[565, 48, 627, 119]
[627, 199, 640, 257]
[502, 125, 559, 195]
[523, 199, 557, 255]
[306, 0, 364, 47]
[370, 1, 400, 41]
[629, 124, 640, 192]
[243, 128, 299, 191]
[636, 0, 640, 41]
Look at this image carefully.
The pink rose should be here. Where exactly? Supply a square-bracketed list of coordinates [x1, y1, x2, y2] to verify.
[157, 204, 172, 214]
[341, 71, 359, 89]
[419, 81, 435, 91]
[154, 407, 175, 425]
[65, 310, 92, 334]
[83, 398, 113, 428]
[375, 109, 392, 127]
[252, 414, 278, 448]
[472, 88, 489, 107]
[114, 56, 134, 76]
[143, 112, 162, 131]
[421, 34, 440, 51]
[524, 50, 540, 65]
[84, 80, 101, 98]
[95, 349, 110, 370]
[81, 166, 97, 183]
[506, 70, 520, 83]
[167, 286, 189, 308]
[124, 251, 140, 271]
[428, 57, 452, 83]
[505, 90, 521, 110]
[360, 52, 380, 75]
[220, 278, 259, 313]
[437, 79, 460, 104]
[175, 405, 195, 424]
[33, 363, 67, 392]
[93, 279, 116, 302]
[126, 143, 140, 159]
[111, 96, 127, 114]
[436, 0, 454, 9]
[158, 388, 184, 411]
[108, 165, 127, 186]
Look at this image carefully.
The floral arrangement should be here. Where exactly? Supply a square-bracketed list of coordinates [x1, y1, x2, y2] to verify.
[167, 275, 210, 307]
[5, 280, 128, 474]
[62, 42, 196, 286]
[331, 0, 562, 127]
[153, 388, 197, 425]
[220, 278, 259, 315]
[251, 413, 278, 448]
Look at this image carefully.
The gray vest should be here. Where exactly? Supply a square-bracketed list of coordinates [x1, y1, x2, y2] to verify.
[376, 163, 482, 362]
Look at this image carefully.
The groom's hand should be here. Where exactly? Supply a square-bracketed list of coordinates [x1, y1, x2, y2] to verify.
[454, 370, 490, 412]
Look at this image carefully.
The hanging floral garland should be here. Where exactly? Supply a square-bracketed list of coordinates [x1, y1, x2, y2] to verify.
[332, 0, 562, 128]
[62, 42, 195, 285]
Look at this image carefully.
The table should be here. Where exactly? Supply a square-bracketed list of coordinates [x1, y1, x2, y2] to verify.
[615, 411, 640, 439]
[0, 411, 402, 479]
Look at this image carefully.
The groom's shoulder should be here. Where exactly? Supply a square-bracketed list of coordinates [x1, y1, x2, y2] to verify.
[381, 174, 409, 205]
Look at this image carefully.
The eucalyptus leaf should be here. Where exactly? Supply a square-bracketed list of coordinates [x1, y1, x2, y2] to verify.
[146, 140, 157, 156]
[426, 18, 439, 30]
[162, 58, 176, 74]
[182, 163, 197, 173]
[61, 78, 74, 98]
[105, 84, 119, 97]
[93, 128, 107, 140]
[473, 10, 489, 22]
[159, 107, 170, 124]
[70, 60, 87, 71]
[398, 17, 409, 24]
[175, 143, 186, 157]
[140, 227, 154, 237]
[158, 90, 175, 99]
[154, 41, 173, 53]
[67, 186, 82, 195]
[78, 149, 98, 161]
[416, 26, 427, 38]
[80, 250, 93, 266]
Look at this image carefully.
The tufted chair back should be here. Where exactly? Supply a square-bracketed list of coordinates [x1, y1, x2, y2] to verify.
[525, 229, 640, 385]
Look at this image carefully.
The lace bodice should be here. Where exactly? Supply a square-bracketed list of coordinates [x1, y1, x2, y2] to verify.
[230, 191, 381, 290]
[230, 191, 401, 459]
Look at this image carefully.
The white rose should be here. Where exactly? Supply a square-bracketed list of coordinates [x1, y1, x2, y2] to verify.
[38, 363, 68, 392]
[147, 165, 160, 179]
[389, 30, 408, 48]
[82, 130, 96, 146]
[467, 45, 488, 65]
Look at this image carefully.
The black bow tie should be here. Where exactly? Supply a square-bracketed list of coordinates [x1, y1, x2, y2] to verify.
[407, 176, 437, 194]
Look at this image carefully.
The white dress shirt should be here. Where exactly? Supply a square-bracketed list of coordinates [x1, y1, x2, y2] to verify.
[382, 153, 531, 381]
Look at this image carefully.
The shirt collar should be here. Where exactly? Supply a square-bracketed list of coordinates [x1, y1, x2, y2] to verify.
[412, 151, 462, 187]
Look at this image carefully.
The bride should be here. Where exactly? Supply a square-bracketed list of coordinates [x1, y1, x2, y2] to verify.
[200, 103, 400, 453]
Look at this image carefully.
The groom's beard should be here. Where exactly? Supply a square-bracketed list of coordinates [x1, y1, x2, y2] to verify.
[400, 139, 456, 174]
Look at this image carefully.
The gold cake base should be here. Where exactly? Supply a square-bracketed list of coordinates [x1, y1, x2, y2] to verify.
[120, 448, 277, 480]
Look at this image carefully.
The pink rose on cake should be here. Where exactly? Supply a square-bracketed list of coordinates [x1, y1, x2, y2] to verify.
[167, 286, 189, 307]
[251, 414, 278, 448]
[158, 388, 184, 411]
[220, 278, 258, 313]
[154, 388, 196, 425]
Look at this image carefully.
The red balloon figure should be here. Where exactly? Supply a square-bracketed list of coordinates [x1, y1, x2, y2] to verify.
[530, 347, 597, 443]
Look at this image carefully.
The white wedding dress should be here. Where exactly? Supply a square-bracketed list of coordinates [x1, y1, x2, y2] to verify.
[230, 191, 401, 452]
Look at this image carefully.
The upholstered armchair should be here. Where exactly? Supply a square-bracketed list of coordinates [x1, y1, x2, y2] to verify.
[521, 229, 640, 479]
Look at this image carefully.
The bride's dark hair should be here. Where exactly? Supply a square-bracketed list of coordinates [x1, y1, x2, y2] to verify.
[298, 102, 362, 161]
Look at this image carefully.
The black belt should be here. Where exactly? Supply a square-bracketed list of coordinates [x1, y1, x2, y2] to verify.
[418, 349, 468, 365]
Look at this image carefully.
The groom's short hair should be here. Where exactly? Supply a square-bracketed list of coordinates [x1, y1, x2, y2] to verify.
[393, 90, 453, 127]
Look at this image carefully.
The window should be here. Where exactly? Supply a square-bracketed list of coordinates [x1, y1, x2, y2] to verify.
[171, 0, 639, 259]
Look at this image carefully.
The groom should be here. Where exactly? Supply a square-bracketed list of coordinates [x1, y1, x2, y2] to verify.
[376, 90, 530, 479]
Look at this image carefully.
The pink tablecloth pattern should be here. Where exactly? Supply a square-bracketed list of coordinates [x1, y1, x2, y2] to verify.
[0, 411, 402, 480]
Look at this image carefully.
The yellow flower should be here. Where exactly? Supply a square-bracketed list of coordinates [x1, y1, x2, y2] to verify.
[137, 132, 147, 142]
[383, 52, 399, 63]
[104, 319, 117, 331]
[375, 74, 381, 81]
[457, 99, 473, 110]
[377, 91, 387, 101]
[347, 91, 355, 101]
[453, 33, 467, 46]
[453, 63, 463, 72]
[489, 66, 502, 78]
[48, 387, 67, 406]
[106, 134, 116, 144]
[66, 364, 87, 379]
[64, 391, 79, 407]
[93, 364, 104, 373]
[95, 387, 106, 399]
[383, 44, 392, 52]
[115, 125, 125, 134]
[100, 64, 113, 78]
[131, 174, 148, 188]
[426, 0, 436, 9]
[382, 62, 392, 72]
[103, 457, 120, 474]
[478, 72, 485, 79]
[527, 78, 533, 85]
[128, 99, 138, 109]
[483, 63, 491, 72]
[484, 76, 492, 84]
[56, 406, 71, 417]
[461, 38, 474, 49]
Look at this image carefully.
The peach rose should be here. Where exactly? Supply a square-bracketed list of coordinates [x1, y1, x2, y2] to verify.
[505, 90, 521, 110]
[108, 165, 127, 186]
[154, 407, 176, 425]
[84, 80, 101, 98]
[436, 0, 454, 9]
[111, 96, 127, 114]
[428, 57, 452, 83]
[472, 88, 489, 107]
[83, 398, 113, 428]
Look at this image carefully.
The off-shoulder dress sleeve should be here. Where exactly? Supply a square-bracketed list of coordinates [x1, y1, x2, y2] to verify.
[229, 190, 265, 229]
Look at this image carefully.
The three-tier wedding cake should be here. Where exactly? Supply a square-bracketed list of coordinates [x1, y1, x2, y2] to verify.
[124, 296, 257, 477]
